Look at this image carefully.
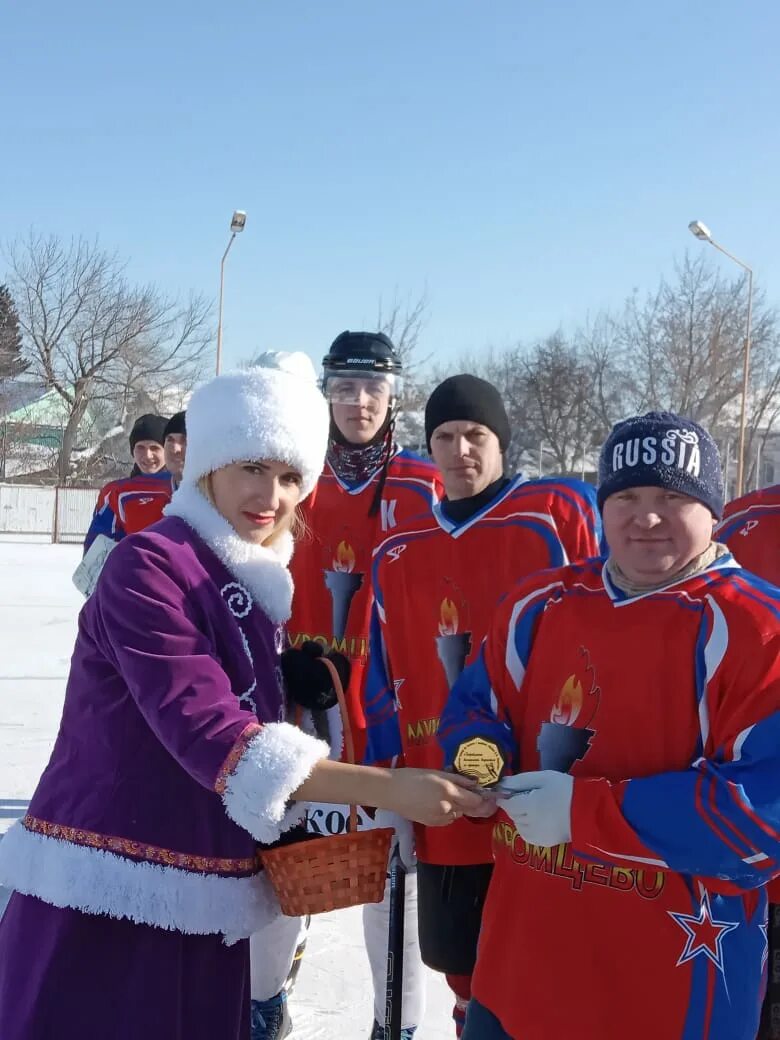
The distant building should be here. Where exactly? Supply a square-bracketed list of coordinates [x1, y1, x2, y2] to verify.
[0, 380, 63, 441]
[0, 382, 66, 479]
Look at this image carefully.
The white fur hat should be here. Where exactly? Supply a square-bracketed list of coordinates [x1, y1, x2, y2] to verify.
[183, 352, 328, 500]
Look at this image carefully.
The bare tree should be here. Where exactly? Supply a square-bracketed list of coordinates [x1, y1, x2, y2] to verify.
[600, 253, 780, 491]
[616, 254, 777, 427]
[5, 233, 212, 482]
[375, 287, 431, 377]
[515, 333, 597, 474]
[371, 289, 430, 451]
[575, 312, 629, 437]
[410, 255, 780, 489]
[741, 341, 780, 490]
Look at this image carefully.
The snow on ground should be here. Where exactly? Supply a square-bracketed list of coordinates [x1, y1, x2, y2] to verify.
[0, 541, 454, 1037]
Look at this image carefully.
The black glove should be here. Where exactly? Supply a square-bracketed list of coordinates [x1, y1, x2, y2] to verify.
[281, 641, 351, 711]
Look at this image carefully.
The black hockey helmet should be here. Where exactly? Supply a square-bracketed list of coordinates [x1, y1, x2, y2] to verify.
[322, 330, 402, 375]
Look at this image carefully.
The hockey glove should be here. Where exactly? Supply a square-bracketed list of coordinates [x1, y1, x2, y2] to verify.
[281, 641, 351, 712]
[498, 770, 573, 848]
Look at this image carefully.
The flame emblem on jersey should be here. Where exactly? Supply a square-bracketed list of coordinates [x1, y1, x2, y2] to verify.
[439, 597, 459, 636]
[435, 589, 472, 689]
[324, 537, 364, 642]
[333, 540, 357, 573]
[550, 660, 600, 729]
[550, 675, 584, 726]
[537, 646, 601, 772]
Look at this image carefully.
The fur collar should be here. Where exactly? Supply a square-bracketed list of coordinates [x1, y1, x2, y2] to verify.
[165, 481, 294, 624]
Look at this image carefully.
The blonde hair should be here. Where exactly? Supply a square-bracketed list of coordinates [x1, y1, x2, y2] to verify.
[198, 473, 306, 547]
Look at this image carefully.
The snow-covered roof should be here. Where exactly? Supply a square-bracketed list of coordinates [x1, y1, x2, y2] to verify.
[0, 380, 51, 419]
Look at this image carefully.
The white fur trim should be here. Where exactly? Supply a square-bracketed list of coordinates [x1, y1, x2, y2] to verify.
[183, 355, 329, 499]
[322, 703, 345, 761]
[165, 482, 294, 623]
[221, 722, 329, 844]
[0, 820, 279, 944]
[296, 705, 345, 762]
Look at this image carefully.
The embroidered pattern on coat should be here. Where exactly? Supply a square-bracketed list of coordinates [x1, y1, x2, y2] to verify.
[222, 581, 253, 618]
[221, 580, 258, 711]
[21, 814, 259, 876]
[215, 722, 263, 796]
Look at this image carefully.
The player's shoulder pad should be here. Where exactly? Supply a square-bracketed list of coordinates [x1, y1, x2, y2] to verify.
[709, 565, 780, 627]
[102, 474, 168, 497]
[96, 478, 122, 497]
[723, 483, 780, 519]
[494, 557, 599, 611]
[510, 475, 598, 509]
[718, 486, 780, 539]
[390, 447, 438, 475]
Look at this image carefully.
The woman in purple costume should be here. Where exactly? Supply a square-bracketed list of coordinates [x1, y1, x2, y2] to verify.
[0, 352, 489, 1040]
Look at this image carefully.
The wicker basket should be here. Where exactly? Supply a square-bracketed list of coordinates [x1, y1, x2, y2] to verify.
[260, 657, 393, 916]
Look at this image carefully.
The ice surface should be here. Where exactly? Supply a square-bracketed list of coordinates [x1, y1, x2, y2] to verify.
[0, 542, 454, 1037]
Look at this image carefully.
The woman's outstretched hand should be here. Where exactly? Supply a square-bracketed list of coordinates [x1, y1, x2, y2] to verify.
[386, 768, 497, 827]
[292, 761, 497, 824]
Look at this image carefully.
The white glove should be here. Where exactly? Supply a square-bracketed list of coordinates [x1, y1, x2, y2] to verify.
[373, 809, 416, 869]
[499, 771, 574, 848]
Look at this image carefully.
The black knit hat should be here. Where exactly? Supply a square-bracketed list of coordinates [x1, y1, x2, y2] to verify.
[163, 411, 186, 439]
[129, 413, 168, 450]
[425, 375, 511, 452]
[597, 411, 724, 518]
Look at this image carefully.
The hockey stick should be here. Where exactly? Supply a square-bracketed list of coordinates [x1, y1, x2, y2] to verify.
[384, 843, 407, 1039]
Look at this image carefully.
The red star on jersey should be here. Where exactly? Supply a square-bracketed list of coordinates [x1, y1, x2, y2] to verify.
[669, 891, 739, 973]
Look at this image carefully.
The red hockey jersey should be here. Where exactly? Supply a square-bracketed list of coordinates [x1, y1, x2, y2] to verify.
[83, 471, 174, 552]
[365, 476, 602, 865]
[718, 485, 780, 906]
[438, 556, 780, 1040]
[717, 484, 780, 586]
[288, 448, 441, 762]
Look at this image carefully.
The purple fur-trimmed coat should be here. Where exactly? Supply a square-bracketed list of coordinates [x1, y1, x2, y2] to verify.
[0, 485, 329, 1039]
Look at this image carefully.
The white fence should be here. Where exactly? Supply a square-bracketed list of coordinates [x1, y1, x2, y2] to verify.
[0, 484, 97, 543]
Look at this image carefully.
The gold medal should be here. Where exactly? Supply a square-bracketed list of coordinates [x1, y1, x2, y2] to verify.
[453, 737, 505, 787]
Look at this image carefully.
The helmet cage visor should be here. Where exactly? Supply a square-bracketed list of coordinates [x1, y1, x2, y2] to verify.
[322, 369, 399, 407]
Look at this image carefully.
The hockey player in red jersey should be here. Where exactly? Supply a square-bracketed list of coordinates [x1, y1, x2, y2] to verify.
[83, 414, 173, 552]
[439, 412, 780, 1040]
[717, 483, 780, 1039]
[126, 412, 167, 476]
[365, 374, 602, 1036]
[717, 482, 780, 585]
[288, 331, 441, 763]
[251, 332, 441, 1040]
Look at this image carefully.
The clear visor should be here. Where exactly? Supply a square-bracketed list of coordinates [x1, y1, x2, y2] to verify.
[323, 370, 398, 406]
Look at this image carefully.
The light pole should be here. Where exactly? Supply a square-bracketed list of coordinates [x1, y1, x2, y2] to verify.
[688, 220, 753, 496]
[538, 441, 550, 478]
[216, 210, 247, 375]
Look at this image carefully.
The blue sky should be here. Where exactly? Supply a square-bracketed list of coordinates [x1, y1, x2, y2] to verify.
[1, 1, 778, 374]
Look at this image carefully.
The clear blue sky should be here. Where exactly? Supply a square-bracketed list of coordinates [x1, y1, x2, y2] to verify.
[2, 1, 778, 373]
